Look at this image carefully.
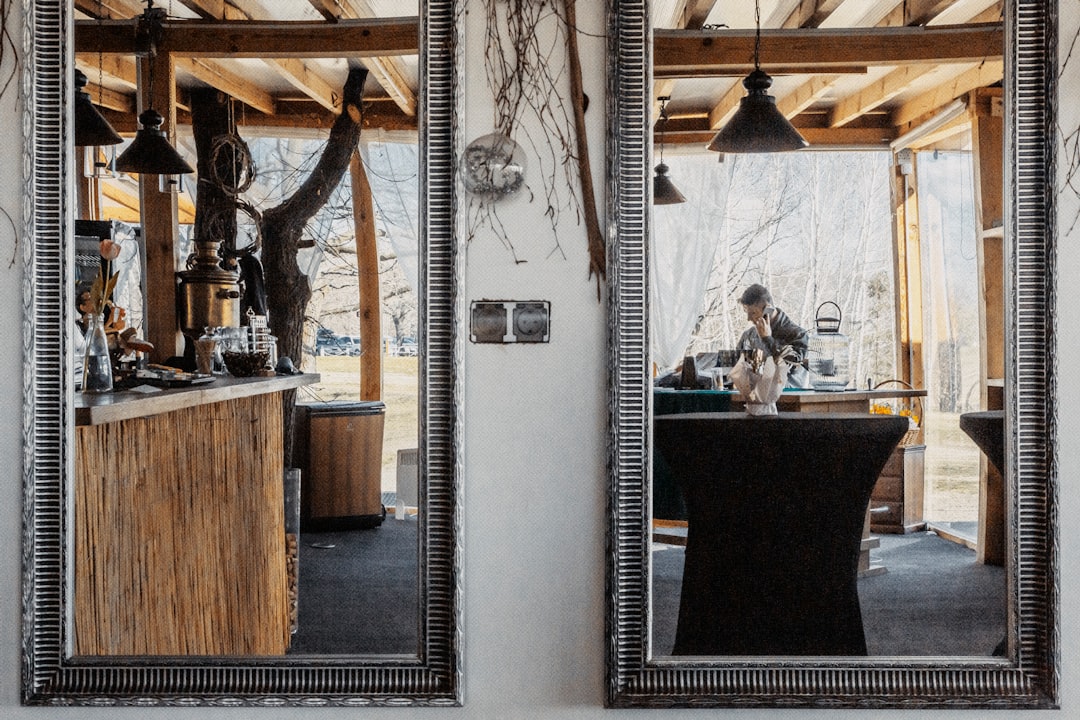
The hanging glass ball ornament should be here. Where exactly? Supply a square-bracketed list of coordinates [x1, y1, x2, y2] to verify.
[461, 133, 526, 199]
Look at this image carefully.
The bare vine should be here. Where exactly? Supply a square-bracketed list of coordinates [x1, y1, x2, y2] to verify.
[469, 0, 599, 275]
[0, 0, 15, 102]
[1, 0, 17, 266]
[1059, 17, 1080, 235]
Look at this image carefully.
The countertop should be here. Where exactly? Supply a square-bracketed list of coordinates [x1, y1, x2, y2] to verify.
[74, 373, 319, 426]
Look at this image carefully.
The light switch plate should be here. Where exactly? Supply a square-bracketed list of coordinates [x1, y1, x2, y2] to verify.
[470, 300, 550, 343]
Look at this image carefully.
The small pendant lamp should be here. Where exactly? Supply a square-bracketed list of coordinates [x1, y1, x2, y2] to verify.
[653, 96, 686, 205]
[74, 69, 122, 147]
[114, 0, 194, 175]
[707, 0, 808, 154]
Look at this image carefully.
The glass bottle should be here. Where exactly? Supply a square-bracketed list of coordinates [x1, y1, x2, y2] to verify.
[81, 313, 114, 394]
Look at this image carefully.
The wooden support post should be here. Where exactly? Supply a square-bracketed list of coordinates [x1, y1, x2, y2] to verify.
[970, 88, 1006, 566]
[351, 150, 382, 402]
[137, 51, 184, 363]
[889, 149, 926, 392]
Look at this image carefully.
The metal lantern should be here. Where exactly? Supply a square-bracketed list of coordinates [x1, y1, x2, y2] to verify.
[808, 301, 850, 391]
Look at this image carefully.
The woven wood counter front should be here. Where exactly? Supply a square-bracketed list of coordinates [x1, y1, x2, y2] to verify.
[73, 374, 316, 656]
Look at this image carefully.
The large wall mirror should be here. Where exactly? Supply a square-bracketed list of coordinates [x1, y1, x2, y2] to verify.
[607, 0, 1057, 708]
[23, 0, 460, 705]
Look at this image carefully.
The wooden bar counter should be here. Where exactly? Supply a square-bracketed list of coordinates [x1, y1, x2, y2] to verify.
[73, 373, 317, 656]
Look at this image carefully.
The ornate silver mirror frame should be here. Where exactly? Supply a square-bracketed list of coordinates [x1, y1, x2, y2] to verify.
[606, 0, 1058, 708]
[21, 0, 461, 706]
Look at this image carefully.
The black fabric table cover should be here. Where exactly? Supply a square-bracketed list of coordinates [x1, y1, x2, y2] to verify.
[652, 389, 732, 520]
[654, 411, 908, 656]
[959, 410, 1004, 475]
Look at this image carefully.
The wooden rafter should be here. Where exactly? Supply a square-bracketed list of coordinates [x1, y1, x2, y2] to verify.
[304, 0, 417, 117]
[74, 0, 145, 20]
[269, 58, 340, 112]
[175, 57, 277, 114]
[889, 59, 1003, 127]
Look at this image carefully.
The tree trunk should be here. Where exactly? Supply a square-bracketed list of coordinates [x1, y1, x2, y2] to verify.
[260, 66, 369, 464]
[262, 66, 368, 366]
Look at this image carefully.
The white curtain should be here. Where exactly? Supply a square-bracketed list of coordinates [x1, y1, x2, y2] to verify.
[649, 155, 730, 370]
[359, 133, 420, 296]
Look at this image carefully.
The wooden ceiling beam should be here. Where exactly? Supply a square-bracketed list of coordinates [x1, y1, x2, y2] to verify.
[828, 63, 937, 127]
[681, 0, 718, 30]
[81, 81, 136, 114]
[889, 59, 1003, 127]
[174, 56, 277, 115]
[74, 17, 419, 58]
[266, 58, 339, 112]
[660, 125, 897, 148]
[654, 23, 1002, 74]
[651, 0, 717, 122]
[305, 0, 417, 117]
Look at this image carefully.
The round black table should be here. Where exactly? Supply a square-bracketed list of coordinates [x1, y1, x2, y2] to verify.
[654, 411, 909, 656]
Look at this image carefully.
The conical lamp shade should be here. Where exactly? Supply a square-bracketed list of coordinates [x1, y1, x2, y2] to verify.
[653, 163, 686, 205]
[707, 69, 808, 154]
[115, 109, 195, 175]
[74, 70, 122, 147]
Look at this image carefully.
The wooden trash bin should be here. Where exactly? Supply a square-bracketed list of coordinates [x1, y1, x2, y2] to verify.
[295, 401, 386, 530]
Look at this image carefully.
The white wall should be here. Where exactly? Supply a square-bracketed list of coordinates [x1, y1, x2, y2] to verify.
[1, 1, 1076, 718]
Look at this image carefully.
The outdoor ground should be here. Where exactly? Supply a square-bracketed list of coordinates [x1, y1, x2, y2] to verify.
[923, 409, 982, 522]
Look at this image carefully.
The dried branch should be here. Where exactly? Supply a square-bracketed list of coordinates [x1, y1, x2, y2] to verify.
[473, 0, 605, 284]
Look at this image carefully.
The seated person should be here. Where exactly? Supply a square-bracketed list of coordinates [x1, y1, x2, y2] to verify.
[736, 283, 810, 388]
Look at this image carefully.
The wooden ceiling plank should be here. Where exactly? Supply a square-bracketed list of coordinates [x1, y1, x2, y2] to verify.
[314, 0, 417, 117]
[777, 74, 842, 118]
[706, 81, 744, 131]
[267, 58, 339, 112]
[178, 0, 226, 19]
[828, 63, 936, 127]
[889, 59, 1003, 127]
[654, 23, 1003, 74]
[81, 81, 135, 114]
[76, 53, 139, 88]
[75, 18, 419, 57]
[174, 56, 277, 115]
[74, 0, 145, 21]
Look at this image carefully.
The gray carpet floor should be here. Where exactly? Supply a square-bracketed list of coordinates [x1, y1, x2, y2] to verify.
[651, 530, 1007, 657]
[288, 522, 1005, 658]
[288, 516, 420, 656]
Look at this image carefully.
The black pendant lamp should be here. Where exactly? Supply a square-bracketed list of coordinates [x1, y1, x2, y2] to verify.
[114, 0, 194, 175]
[653, 96, 686, 205]
[74, 69, 122, 147]
[707, 1, 808, 154]
[115, 108, 195, 175]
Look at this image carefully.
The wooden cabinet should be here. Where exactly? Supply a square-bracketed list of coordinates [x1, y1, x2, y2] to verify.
[870, 444, 926, 534]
